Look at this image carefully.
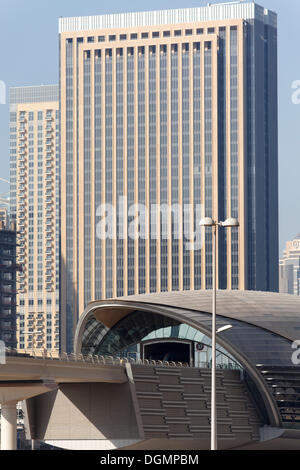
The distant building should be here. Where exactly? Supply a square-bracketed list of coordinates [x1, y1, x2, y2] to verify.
[0, 221, 18, 349]
[279, 234, 300, 295]
[9, 85, 60, 353]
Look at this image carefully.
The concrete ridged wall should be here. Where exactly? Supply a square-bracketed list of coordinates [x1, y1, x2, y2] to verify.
[131, 365, 262, 441]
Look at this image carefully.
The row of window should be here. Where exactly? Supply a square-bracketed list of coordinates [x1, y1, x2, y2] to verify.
[16, 110, 59, 121]
[19, 343, 59, 349]
[19, 314, 59, 320]
[19, 299, 59, 305]
[85, 42, 208, 58]
[0, 235, 15, 243]
[67, 25, 238, 45]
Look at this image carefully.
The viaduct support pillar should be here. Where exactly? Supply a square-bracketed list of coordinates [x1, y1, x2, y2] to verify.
[1, 402, 17, 450]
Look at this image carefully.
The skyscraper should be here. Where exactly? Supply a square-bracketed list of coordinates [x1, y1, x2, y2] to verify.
[59, 2, 278, 352]
[10, 85, 60, 353]
[279, 234, 300, 296]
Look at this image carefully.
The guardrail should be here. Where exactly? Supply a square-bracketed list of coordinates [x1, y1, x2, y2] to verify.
[4, 348, 189, 367]
[3, 347, 241, 370]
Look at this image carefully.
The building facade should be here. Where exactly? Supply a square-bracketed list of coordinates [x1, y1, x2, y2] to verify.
[0, 208, 9, 228]
[279, 234, 300, 295]
[0, 222, 18, 349]
[9, 85, 60, 353]
[59, 3, 278, 351]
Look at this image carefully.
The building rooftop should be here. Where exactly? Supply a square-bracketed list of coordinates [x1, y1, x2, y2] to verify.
[59, 2, 277, 34]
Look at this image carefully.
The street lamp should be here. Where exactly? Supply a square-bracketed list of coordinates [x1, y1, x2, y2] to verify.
[199, 217, 239, 450]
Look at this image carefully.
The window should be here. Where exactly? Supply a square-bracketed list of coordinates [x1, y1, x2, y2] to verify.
[87, 36, 94, 43]
[185, 29, 193, 35]
[130, 33, 138, 40]
[120, 34, 127, 40]
[174, 30, 182, 36]
[98, 35, 105, 42]
[152, 31, 159, 38]
[163, 31, 170, 37]
[141, 32, 148, 38]
[109, 35, 116, 41]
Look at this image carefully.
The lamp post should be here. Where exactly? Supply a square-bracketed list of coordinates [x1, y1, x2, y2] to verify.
[199, 217, 239, 450]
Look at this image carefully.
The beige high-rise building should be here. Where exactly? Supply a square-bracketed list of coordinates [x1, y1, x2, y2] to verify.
[279, 235, 300, 296]
[9, 85, 60, 352]
[59, 3, 278, 352]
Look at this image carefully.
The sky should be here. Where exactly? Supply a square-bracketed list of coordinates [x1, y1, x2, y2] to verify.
[0, 0, 299, 254]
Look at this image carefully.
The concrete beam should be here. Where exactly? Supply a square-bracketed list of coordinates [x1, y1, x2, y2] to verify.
[0, 358, 127, 384]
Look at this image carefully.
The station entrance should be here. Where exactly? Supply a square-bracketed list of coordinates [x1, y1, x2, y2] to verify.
[143, 341, 191, 364]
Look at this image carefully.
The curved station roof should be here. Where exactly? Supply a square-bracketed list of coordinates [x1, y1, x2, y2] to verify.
[74, 290, 300, 430]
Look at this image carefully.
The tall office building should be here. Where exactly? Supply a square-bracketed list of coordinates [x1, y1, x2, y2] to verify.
[59, 2, 278, 351]
[279, 234, 300, 296]
[10, 85, 60, 352]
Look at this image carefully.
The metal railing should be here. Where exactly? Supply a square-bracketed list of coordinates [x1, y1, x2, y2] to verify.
[3, 348, 241, 370]
[4, 348, 188, 367]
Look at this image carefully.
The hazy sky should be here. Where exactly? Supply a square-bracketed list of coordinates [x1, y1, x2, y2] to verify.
[0, 0, 299, 254]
